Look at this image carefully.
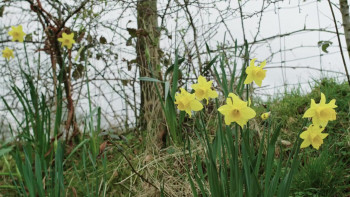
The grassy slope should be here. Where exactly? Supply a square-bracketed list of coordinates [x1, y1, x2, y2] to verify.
[255, 78, 350, 196]
[1, 78, 349, 196]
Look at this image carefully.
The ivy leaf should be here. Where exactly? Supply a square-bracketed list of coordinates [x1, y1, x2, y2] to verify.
[99, 36, 107, 44]
[127, 28, 137, 38]
[122, 80, 128, 86]
[25, 33, 32, 41]
[96, 53, 103, 60]
[87, 34, 93, 43]
[322, 43, 331, 53]
[126, 37, 132, 46]
[76, 31, 85, 43]
[127, 59, 137, 71]
[318, 41, 332, 53]
[0, 6, 5, 17]
[72, 64, 84, 80]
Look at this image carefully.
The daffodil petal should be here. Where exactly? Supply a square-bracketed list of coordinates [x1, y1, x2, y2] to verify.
[218, 104, 232, 114]
[303, 108, 315, 118]
[198, 75, 206, 84]
[225, 97, 233, 105]
[250, 58, 257, 66]
[320, 92, 326, 105]
[328, 99, 337, 108]
[311, 143, 321, 150]
[320, 133, 328, 140]
[312, 116, 328, 128]
[236, 119, 247, 128]
[255, 79, 263, 87]
[300, 139, 311, 148]
[208, 90, 218, 98]
[185, 109, 192, 118]
[310, 99, 317, 108]
[224, 116, 233, 125]
[244, 75, 254, 85]
[191, 84, 198, 90]
[241, 107, 256, 119]
[228, 93, 242, 104]
[299, 131, 309, 139]
[190, 100, 203, 111]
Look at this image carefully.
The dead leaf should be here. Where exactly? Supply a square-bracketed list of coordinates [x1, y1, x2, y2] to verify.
[281, 140, 292, 147]
[144, 155, 153, 163]
[99, 36, 107, 44]
[71, 187, 77, 197]
[99, 141, 108, 154]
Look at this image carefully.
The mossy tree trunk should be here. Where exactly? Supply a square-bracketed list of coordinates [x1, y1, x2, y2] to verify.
[340, 0, 350, 60]
[136, 0, 166, 145]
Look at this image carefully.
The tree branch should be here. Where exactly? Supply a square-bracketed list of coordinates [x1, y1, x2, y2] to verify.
[328, 0, 350, 87]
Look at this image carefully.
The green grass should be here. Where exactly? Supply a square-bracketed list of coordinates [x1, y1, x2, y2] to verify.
[292, 150, 347, 197]
[254, 78, 350, 196]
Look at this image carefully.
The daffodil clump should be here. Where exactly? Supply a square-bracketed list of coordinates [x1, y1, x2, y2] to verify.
[175, 75, 256, 129]
[191, 75, 218, 104]
[300, 124, 328, 150]
[2, 47, 14, 60]
[174, 88, 203, 118]
[3, 24, 77, 61]
[244, 58, 267, 87]
[58, 32, 76, 49]
[300, 92, 337, 150]
[303, 92, 337, 127]
[175, 75, 217, 117]
[218, 93, 256, 128]
[3, 25, 27, 60]
[8, 25, 26, 42]
[174, 59, 336, 151]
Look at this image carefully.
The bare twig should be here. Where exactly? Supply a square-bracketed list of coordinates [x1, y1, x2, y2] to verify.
[58, 0, 90, 32]
[183, 0, 203, 75]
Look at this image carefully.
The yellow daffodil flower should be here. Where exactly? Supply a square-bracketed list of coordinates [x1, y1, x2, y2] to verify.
[174, 88, 203, 117]
[58, 32, 76, 49]
[2, 47, 14, 60]
[261, 112, 270, 120]
[8, 25, 26, 42]
[303, 92, 336, 127]
[300, 124, 328, 150]
[218, 93, 256, 128]
[191, 75, 218, 104]
[244, 58, 267, 87]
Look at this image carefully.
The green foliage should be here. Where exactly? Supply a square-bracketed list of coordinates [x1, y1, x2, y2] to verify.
[291, 151, 348, 196]
[0, 26, 349, 197]
[318, 41, 333, 53]
[0, 49, 108, 195]
[0, 70, 66, 196]
[12, 142, 65, 197]
[139, 49, 186, 144]
[254, 78, 350, 196]
[180, 42, 302, 196]
[185, 89, 302, 197]
[1, 72, 349, 196]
